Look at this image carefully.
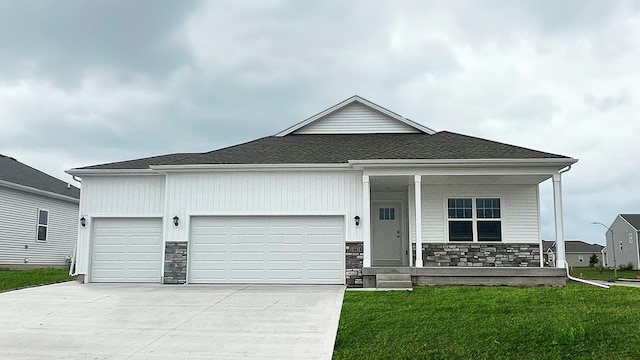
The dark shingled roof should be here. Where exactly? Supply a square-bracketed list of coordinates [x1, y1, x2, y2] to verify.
[543, 240, 604, 253]
[0, 154, 80, 199]
[620, 214, 640, 230]
[76, 131, 571, 170]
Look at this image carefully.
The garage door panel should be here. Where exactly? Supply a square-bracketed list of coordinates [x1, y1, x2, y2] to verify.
[189, 216, 344, 284]
[91, 218, 162, 283]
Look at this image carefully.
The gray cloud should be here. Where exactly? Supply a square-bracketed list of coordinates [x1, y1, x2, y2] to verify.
[1, 0, 640, 245]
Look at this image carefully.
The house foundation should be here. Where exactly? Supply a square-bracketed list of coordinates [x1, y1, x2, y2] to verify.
[363, 267, 566, 287]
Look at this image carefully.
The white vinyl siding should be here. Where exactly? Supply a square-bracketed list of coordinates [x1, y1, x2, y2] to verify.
[189, 216, 344, 284]
[293, 102, 420, 134]
[0, 186, 78, 266]
[409, 184, 539, 244]
[91, 218, 162, 282]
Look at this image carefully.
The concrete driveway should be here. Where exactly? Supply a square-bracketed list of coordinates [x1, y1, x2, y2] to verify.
[0, 282, 345, 360]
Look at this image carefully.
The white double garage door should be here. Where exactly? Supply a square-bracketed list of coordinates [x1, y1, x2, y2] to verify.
[91, 216, 345, 284]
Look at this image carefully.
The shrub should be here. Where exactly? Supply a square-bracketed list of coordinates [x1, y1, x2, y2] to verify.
[588, 253, 599, 268]
[619, 262, 635, 271]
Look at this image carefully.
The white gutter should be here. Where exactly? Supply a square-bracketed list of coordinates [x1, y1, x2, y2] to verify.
[149, 163, 354, 172]
[564, 261, 609, 289]
[349, 158, 578, 168]
[0, 180, 79, 203]
[65, 168, 159, 176]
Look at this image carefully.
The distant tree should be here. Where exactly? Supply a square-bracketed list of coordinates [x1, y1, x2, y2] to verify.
[588, 253, 599, 268]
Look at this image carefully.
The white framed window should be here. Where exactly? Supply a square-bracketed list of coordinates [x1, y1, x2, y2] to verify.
[36, 209, 49, 242]
[447, 198, 502, 242]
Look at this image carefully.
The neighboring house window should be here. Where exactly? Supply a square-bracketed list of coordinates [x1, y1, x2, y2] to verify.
[447, 198, 502, 242]
[36, 209, 49, 242]
[379, 208, 395, 220]
[578, 255, 584, 262]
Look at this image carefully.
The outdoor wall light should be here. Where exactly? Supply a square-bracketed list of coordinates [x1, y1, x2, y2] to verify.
[354, 216, 361, 227]
[80, 216, 86, 227]
[173, 215, 180, 227]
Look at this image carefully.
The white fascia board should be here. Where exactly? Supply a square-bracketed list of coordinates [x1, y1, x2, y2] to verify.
[0, 180, 80, 204]
[349, 158, 578, 168]
[149, 163, 353, 172]
[275, 95, 435, 136]
[65, 168, 160, 176]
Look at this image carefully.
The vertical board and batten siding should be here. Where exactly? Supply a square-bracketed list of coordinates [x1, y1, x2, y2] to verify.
[79, 176, 165, 215]
[0, 186, 78, 266]
[408, 184, 540, 243]
[293, 103, 420, 134]
[165, 171, 363, 241]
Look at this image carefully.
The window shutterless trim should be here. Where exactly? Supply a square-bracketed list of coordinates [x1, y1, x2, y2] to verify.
[445, 197, 502, 242]
[36, 208, 49, 242]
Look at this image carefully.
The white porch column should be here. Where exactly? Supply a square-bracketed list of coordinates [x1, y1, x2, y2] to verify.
[414, 175, 423, 267]
[362, 175, 371, 267]
[552, 173, 566, 269]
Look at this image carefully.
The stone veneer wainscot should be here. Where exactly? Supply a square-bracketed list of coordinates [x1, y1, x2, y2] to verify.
[345, 241, 363, 288]
[413, 243, 540, 267]
[164, 241, 188, 284]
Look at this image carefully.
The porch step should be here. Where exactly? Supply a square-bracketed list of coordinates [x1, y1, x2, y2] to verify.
[376, 274, 413, 290]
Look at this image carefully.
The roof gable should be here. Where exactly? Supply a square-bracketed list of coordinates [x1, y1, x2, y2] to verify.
[276, 95, 434, 136]
[0, 154, 80, 199]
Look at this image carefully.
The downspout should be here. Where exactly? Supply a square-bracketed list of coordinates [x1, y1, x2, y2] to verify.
[70, 175, 81, 277]
[564, 260, 609, 288]
[553, 165, 606, 288]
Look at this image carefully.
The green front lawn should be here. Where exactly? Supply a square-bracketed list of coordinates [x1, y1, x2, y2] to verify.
[0, 268, 75, 292]
[570, 267, 640, 282]
[334, 284, 640, 360]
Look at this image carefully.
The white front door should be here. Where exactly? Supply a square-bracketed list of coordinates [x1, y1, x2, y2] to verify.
[372, 202, 405, 266]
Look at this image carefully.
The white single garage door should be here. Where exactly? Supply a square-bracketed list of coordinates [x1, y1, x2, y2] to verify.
[189, 216, 344, 284]
[91, 218, 163, 283]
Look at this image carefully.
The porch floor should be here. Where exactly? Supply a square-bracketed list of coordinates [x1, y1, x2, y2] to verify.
[362, 266, 566, 287]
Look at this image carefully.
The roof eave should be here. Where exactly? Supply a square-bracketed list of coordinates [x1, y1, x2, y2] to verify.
[149, 163, 353, 172]
[348, 158, 578, 168]
[0, 180, 80, 203]
[65, 168, 160, 176]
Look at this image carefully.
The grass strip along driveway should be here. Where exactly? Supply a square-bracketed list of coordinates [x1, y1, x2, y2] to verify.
[333, 284, 640, 360]
[0, 268, 75, 292]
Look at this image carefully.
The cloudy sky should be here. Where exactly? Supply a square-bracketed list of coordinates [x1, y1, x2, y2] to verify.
[1, 0, 639, 245]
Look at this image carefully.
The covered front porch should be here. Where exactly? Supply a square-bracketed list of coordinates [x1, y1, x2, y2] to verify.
[350, 160, 572, 288]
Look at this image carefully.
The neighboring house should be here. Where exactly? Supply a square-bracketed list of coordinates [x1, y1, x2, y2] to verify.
[0, 154, 80, 269]
[67, 96, 575, 287]
[602, 214, 640, 270]
[542, 240, 603, 268]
